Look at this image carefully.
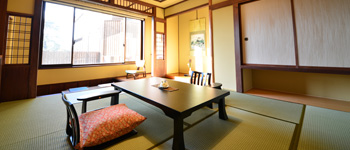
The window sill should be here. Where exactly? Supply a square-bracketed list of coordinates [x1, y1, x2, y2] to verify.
[39, 62, 136, 70]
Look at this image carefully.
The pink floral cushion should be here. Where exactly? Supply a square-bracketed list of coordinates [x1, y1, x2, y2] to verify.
[76, 103, 146, 149]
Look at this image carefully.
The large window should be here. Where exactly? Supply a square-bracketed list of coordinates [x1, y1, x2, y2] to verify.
[41, 2, 143, 66]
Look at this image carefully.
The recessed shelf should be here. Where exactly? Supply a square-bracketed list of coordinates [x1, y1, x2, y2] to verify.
[245, 88, 350, 112]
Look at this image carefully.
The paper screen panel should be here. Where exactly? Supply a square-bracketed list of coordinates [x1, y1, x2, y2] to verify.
[5, 15, 32, 64]
[241, 0, 295, 66]
[295, 0, 350, 67]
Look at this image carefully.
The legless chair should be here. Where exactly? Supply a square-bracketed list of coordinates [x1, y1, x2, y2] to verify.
[125, 60, 146, 79]
[190, 71, 222, 108]
[190, 71, 222, 89]
[61, 92, 146, 149]
[190, 71, 212, 86]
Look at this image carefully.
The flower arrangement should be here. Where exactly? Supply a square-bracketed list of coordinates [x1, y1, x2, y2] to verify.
[187, 59, 192, 75]
[187, 59, 192, 69]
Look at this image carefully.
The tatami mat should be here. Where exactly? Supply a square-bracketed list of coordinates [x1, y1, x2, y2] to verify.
[1, 89, 349, 150]
[298, 106, 350, 150]
[0, 95, 66, 147]
[155, 106, 296, 150]
[0, 130, 71, 150]
[226, 92, 303, 124]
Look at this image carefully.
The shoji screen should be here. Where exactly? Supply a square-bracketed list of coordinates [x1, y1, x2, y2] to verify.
[295, 0, 350, 68]
[241, 0, 295, 66]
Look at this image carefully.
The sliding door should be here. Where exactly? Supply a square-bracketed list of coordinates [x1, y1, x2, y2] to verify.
[241, 0, 295, 66]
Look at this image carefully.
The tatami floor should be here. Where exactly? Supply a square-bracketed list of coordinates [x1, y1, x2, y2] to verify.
[0, 84, 349, 149]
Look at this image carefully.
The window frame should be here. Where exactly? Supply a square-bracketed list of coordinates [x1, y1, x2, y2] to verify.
[39, 2, 144, 69]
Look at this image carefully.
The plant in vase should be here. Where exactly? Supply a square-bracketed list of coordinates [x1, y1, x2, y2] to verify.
[187, 59, 192, 75]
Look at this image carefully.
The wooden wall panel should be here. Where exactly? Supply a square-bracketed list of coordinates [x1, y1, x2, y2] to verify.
[0, 56, 2, 99]
[241, 0, 295, 66]
[77, 81, 90, 87]
[1, 66, 30, 101]
[295, 0, 350, 67]
[37, 84, 50, 96]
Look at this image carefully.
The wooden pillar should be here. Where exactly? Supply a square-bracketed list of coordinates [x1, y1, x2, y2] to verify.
[209, 0, 215, 83]
[28, 0, 43, 98]
[0, 0, 8, 100]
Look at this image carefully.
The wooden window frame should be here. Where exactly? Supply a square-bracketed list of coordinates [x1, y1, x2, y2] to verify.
[39, 1, 144, 69]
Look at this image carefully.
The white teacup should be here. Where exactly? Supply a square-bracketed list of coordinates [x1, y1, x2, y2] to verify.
[159, 80, 169, 88]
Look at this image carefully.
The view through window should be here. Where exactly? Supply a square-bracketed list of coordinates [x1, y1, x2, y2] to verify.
[42, 2, 143, 66]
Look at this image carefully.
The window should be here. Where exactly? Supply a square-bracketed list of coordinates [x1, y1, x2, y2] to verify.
[41, 2, 143, 67]
[156, 33, 164, 60]
[42, 3, 73, 65]
[125, 18, 142, 61]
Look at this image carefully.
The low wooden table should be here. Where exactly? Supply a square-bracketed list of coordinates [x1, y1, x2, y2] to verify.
[112, 77, 230, 150]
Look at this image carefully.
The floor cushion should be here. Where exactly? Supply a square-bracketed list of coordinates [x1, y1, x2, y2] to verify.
[76, 103, 146, 149]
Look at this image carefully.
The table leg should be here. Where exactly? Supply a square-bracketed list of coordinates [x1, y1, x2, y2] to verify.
[173, 116, 185, 150]
[111, 93, 119, 105]
[82, 101, 87, 114]
[218, 98, 228, 120]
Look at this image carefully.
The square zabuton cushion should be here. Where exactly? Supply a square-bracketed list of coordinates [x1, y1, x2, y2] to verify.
[76, 103, 146, 149]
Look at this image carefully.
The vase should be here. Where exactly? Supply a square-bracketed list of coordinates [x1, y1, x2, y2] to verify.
[189, 68, 192, 76]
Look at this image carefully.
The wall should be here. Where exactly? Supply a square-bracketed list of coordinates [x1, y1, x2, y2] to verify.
[7, 0, 35, 15]
[144, 17, 152, 74]
[252, 70, 350, 101]
[178, 6, 211, 74]
[166, 16, 179, 74]
[212, 5, 236, 91]
[156, 7, 164, 19]
[165, 0, 208, 17]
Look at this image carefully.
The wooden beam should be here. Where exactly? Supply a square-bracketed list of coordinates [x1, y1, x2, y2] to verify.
[209, 0, 215, 83]
[29, 0, 44, 98]
[0, 0, 8, 56]
[155, 17, 166, 23]
[241, 64, 350, 75]
[210, 0, 234, 10]
[0, 0, 7, 100]
[290, 0, 299, 68]
[233, 3, 243, 92]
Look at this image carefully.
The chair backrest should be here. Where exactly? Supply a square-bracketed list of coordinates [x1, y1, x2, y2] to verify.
[135, 60, 145, 70]
[190, 71, 212, 86]
[61, 92, 80, 147]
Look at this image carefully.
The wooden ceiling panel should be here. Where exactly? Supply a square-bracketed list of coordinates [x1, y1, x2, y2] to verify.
[139, 0, 186, 8]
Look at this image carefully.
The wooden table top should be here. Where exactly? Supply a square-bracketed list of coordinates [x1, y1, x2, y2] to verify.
[112, 77, 230, 113]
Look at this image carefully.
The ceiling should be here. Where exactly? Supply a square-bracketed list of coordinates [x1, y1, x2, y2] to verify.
[138, 0, 187, 8]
